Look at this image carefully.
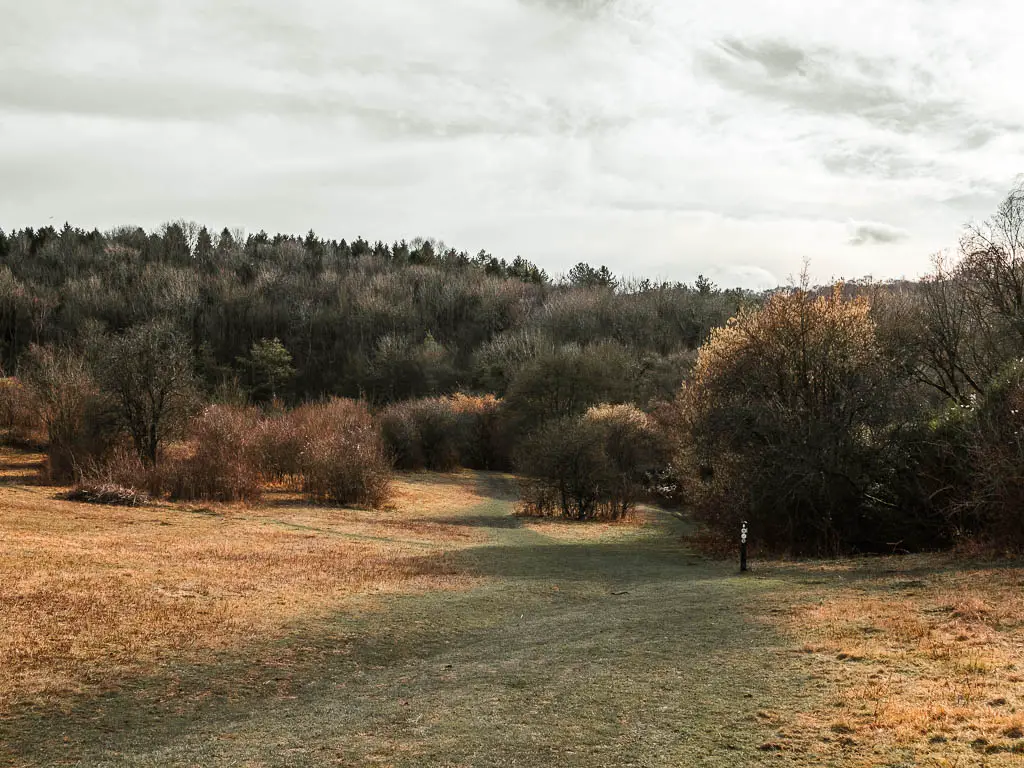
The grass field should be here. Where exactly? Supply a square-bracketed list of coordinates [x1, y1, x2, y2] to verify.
[1, 449, 1022, 767]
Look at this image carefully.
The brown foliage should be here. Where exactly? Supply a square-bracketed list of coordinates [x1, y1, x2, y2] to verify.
[449, 393, 509, 470]
[158, 400, 392, 507]
[380, 394, 510, 472]
[676, 285, 907, 555]
[19, 345, 119, 482]
[0, 376, 44, 447]
[165, 405, 265, 503]
[295, 398, 392, 507]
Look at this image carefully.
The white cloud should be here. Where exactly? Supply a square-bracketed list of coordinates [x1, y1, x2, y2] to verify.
[1, 0, 1022, 285]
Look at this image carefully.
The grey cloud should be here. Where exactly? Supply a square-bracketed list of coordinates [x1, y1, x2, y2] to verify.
[519, 0, 617, 18]
[849, 222, 910, 246]
[958, 124, 1009, 150]
[822, 144, 940, 179]
[717, 38, 809, 79]
[936, 180, 1012, 215]
[709, 264, 779, 290]
[699, 37, 967, 136]
[0, 68, 314, 122]
[0, 64, 629, 141]
[0, 68, 515, 138]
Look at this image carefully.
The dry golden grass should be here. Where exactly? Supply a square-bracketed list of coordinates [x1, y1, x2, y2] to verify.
[0, 452, 490, 713]
[519, 506, 654, 541]
[387, 469, 502, 516]
[761, 554, 1024, 764]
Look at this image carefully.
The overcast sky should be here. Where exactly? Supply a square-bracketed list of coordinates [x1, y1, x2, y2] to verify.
[2, 0, 1022, 287]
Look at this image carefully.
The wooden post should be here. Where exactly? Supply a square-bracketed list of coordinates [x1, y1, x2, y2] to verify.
[740, 521, 748, 572]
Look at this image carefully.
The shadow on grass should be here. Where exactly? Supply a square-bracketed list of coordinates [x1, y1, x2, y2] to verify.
[405, 512, 524, 530]
[754, 554, 1024, 601]
[0, 520, 733, 766]
[0, 456, 46, 485]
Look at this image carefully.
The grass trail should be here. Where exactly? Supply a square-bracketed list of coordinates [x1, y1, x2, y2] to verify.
[1, 477, 827, 768]
[11, 472, 1005, 767]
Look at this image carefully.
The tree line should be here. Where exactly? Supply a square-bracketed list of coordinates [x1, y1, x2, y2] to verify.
[3, 183, 1024, 557]
[0, 223, 743, 405]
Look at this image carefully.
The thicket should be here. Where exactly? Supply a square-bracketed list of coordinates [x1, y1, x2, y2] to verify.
[379, 393, 508, 472]
[515, 404, 666, 521]
[66, 400, 392, 508]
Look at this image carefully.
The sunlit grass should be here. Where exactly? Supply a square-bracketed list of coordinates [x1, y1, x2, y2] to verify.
[0, 451, 489, 711]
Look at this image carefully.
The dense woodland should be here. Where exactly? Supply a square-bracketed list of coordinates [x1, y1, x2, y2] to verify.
[4, 182, 1024, 557]
[0, 225, 743, 403]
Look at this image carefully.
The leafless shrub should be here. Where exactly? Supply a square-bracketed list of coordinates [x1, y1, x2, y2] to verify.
[0, 376, 44, 447]
[515, 403, 663, 521]
[19, 345, 119, 482]
[297, 398, 391, 507]
[379, 397, 462, 471]
[165, 405, 264, 503]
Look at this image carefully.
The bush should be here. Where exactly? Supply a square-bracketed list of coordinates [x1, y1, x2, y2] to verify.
[940, 361, 1024, 550]
[166, 405, 264, 503]
[379, 394, 511, 472]
[450, 393, 510, 470]
[73, 443, 157, 500]
[584, 404, 666, 518]
[515, 404, 664, 520]
[19, 345, 121, 482]
[380, 397, 462, 471]
[516, 415, 609, 520]
[379, 400, 430, 470]
[0, 377, 44, 447]
[297, 398, 391, 507]
[675, 285, 917, 556]
[502, 341, 635, 440]
[256, 407, 311, 484]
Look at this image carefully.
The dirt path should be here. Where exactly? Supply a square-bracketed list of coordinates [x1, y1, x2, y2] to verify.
[2, 486, 839, 767]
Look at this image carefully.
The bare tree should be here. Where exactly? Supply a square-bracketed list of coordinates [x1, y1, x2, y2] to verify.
[98, 321, 197, 465]
[959, 181, 1024, 345]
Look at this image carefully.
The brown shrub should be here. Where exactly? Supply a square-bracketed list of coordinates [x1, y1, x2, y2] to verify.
[19, 345, 119, 483]
[380, 394, 510, 472]
[257, 407, 313, 484]
[297, 398, 391, 507]
[75, 443, 162, 497]
[378, 400, 426, 469]
[379, 397, 462, 471]
[515, 404, 663, 521]
[166, 405, 264, 503]
[584, 403, 666, 518]
[450, 393, 510, 470]
[0, 377, 44, 447]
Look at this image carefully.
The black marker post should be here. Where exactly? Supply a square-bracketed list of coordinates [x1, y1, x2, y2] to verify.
[740, 520, 748, 573]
